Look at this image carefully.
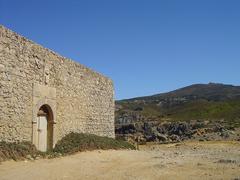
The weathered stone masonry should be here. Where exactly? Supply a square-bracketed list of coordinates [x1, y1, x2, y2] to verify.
[0, 25, 115, 150]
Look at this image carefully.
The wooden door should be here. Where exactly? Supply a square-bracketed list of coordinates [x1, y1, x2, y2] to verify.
[37, 116, 48, 152]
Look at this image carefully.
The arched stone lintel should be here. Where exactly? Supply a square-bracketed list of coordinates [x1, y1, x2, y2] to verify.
[32, 98, 57, 123]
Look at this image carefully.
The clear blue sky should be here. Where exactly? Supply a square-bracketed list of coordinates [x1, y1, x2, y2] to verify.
[1, 0, 240, 100]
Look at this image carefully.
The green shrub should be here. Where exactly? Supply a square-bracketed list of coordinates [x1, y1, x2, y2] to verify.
[53, 132, 136, 155]
[0, 133, 135, 162]
[0, 141, 37, 162]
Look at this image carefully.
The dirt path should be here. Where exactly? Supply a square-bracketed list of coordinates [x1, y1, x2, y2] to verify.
[0, 141, 240, 180]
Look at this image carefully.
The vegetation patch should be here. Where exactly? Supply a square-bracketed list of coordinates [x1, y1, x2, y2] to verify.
[116, 99, 240, 128]
[0, 133, 135, 162]
[116, 83, 240, 128]
[0, 141, 38, 162]
[53, 132, 135, 155]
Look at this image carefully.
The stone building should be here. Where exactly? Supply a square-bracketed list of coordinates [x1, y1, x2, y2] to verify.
[0, 25, 115, 152]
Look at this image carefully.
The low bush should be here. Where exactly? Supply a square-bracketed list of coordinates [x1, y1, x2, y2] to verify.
[53, 132, 136, 155]
[0, 133, 135, 162]
[0, 141, 38, 162]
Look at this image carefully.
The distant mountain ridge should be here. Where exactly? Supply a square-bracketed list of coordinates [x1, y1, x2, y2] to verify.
[120, 83, 240, 102]
[116, 83, 240, 128]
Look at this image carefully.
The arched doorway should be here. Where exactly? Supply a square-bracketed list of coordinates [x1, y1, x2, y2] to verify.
[36, 104, 54, 152]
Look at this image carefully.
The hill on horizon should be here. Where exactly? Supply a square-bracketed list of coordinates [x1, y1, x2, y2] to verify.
[120, 83, 240, 102]
[116, 83, 240, 128]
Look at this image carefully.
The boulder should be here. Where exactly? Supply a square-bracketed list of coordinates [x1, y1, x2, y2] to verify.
[169, 134, 180, 142]
[157, 133, 168, 142]
[157, 126, 167, 134]
[153, 132, 168, 142]
[168, 122, 191, 136]
[220, 130, 230, 138]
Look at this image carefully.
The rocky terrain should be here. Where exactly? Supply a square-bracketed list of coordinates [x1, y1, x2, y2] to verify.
[115, 83, 240, 143]
[0, 141, 239, 180]
[116, 120, 240, 144]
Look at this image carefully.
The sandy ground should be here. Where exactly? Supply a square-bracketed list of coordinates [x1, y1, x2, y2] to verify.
[0, 141, 240, 180]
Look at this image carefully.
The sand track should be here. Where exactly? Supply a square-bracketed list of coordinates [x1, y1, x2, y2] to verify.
[0, 141, 240, 180]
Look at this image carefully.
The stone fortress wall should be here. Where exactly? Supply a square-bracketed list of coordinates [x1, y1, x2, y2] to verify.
[0, 25, 115, 147]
